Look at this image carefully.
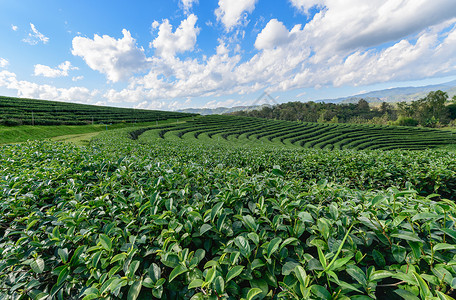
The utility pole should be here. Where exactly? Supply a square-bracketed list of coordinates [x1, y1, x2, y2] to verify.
[32, 111, 34, 126]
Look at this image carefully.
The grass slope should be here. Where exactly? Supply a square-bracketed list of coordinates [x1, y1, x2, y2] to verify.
[0, 118, 194, 144]
[0, 96, 195, 126]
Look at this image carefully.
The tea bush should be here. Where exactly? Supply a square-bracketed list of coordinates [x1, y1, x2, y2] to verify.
[1, 128, 456, 299]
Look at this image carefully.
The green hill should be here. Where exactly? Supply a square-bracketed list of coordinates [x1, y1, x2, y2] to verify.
[0, 96, 195, 126]
[131, 115, 456, 151]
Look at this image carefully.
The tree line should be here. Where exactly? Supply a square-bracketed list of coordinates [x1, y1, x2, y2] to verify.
[230, 90, 456, 128]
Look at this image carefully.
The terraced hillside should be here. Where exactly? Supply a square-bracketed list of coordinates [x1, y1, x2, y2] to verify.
[0, 96, 195, 126]
[132, 115, 456, 150]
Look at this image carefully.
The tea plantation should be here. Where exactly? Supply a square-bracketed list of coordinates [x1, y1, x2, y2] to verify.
[0, 96, 195, 126]
[2, 117, 456, 299]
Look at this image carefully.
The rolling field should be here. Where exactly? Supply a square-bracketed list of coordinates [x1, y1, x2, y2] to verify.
[133, 115, 456, 151]
[0, 96, 195, 126]
[2, 117, 456, 299]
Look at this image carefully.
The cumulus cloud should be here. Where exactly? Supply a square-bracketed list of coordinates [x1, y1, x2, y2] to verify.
[299, 0, 456, 54]
[11, 24, 18, 31]
[289, 0, 325, 14]
[150, 14, 200, 58]
[0, 58, 8, 68]
[72, 29, 150, 82]
[180, 0, 198, 13]
[22, 23, 49, 45]
[215, 0, 258, 31]
[65, 1, 456, 109]
[254, 19, 296, 49]
[0, 70, 98, 103]
[34, 61, 78, 78]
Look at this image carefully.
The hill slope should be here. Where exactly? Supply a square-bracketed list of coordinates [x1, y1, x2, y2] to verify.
[0, 96, 195, 126]
[131, 115, 456, 151]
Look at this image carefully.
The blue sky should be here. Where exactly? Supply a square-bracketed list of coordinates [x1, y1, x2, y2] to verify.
[1, 0, 456, 110]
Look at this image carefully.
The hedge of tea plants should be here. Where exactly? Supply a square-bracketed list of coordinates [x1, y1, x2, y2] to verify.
[133, 115, 456, 151]
[1, 128, 456, 299]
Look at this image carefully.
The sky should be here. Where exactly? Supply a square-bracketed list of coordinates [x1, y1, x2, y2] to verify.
[1, 0, 456, 110]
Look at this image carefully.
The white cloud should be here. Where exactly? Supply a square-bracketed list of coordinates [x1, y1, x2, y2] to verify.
[72, 76, 84, 82]
[0, 70, 98, 103]
[34, 61, 78, 78]
[180, 0, 198, 13]
[22, 23, 49, 45]
[215, 0, 258, 31]
[254, 19, 296, 50]
[72, 29, 150, 82]
[102, 17, 456, 108]
[0, 58, 8, 68]
[150, 14, 200, 58]
[300, 0, 456, 55]
[11, 24, 18, 31]
[289, 0, 325, 14]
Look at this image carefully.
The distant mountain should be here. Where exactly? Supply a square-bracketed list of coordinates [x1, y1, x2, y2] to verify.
[177, 104, 271, 115]
[334, 80, 456, 104]
[176, 80, 456, 115]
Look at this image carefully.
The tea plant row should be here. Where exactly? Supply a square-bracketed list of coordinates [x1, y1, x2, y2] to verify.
[134, 115, 456, 151]
[0, 96, 194, 126]
[1, 128, 456, 299]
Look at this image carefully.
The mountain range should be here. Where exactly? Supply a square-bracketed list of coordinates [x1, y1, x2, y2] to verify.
[177, 80, 456, 115]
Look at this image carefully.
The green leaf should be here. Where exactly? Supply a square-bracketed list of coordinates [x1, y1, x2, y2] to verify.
[111, 253, 127, 264]
[280, 237, 298, 250]
[412, 271, 432, 299]
[433, 243, 456, 251]
[391, 233, 423, 243]
[436, 290, 456, 300]
[58, 248, 68, 263]
[188, 279, 204, 289]
[226, 266, 244, 283]
[57, 266, 69, 286]
[411, 212, 439, 222]
[235, 236, 251, 258]
[282, 261, 300, 276]
[267, 237, 282, 258]
[331, 255, 353, 270]
[394, 289, 420, 300]
[310, 285, 331, 300]
[200, 224, 212, 235]
[214, 276, 225, 294]
[441, 228, 456, 241]
[392, 244, 407, 263]
[30, 258, 45, 274]
[346, 265, 367, 287]
[204, 266, 216, 284]
[127, 280, 142, 300]
[271, 168, 284, 177]
[32, 292, 50, 300]
[92, 251, 102, 268]
[372, 249, 386, 268]
[211, 202, 223, 222]
[408, 241, 422, 260]
[148, 263, 161, 283]
[243, 215, 258, 232]
[99, 234, 112, 251]
[370, 270, 393, 281]
[128, 260, 140, 277]
[169, 265, 188, 282]
[246, 288, 262, 300]
[317, 247, 327, 269]
[69, 245, 86, 266]
[294, 266, 307, 287]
